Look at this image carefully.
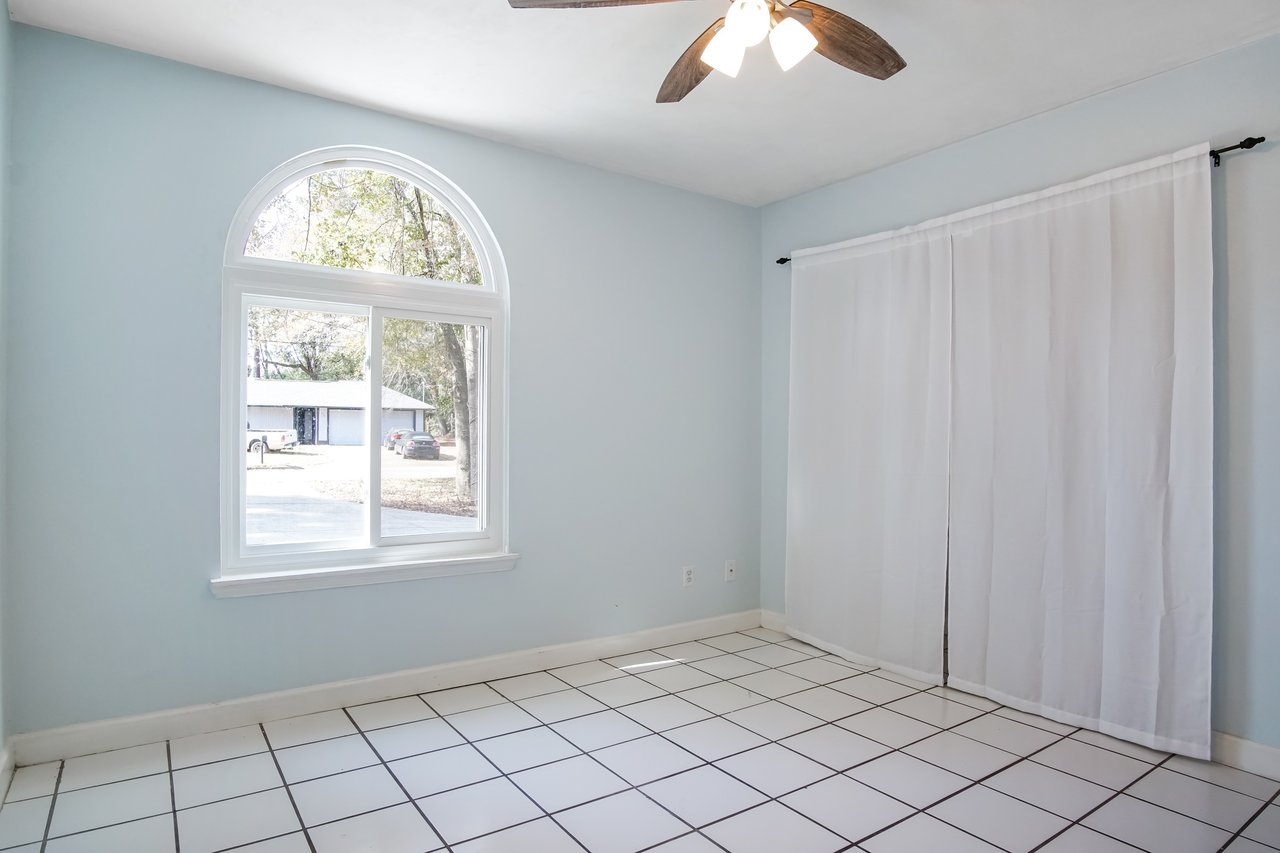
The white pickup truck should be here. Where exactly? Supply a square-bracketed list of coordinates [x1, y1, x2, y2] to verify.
[246, 427, 298, 453]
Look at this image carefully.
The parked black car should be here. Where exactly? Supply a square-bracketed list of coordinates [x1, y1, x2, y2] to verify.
[397, 432, 441, 459]
[384, 428, 413, 450]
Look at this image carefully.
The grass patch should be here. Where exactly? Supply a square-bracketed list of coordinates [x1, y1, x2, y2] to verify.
[311, 478, 476, 517]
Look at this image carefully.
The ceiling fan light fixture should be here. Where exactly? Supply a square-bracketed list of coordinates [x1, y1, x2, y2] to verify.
[701, 26, 746, 77]
[724, 0, 771, 47]
[769, 15, 817, 71]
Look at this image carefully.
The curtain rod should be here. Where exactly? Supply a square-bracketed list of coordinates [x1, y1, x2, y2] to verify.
[775, 135, 1267, 265]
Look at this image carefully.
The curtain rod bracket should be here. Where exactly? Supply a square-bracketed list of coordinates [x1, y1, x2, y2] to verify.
[777, 257, 791, 265]
[1210, 136, 1265, 167]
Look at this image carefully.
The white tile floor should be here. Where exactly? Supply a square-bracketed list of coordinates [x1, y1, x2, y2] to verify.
[3, 628, 1278, 852]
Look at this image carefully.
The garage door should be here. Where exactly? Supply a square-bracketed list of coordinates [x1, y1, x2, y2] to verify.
[326, 409, 365, 445]
[381, 410, 416, 435]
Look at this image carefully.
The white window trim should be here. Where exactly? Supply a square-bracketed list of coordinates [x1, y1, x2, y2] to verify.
[216, 146, 515, 597]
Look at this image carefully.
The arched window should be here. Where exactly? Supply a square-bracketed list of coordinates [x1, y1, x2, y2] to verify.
[216, 147, 513, 595]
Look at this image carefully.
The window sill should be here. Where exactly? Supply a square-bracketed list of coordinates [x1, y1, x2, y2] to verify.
[211, 552, 519, 598]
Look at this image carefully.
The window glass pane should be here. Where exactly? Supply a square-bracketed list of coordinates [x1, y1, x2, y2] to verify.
[245, 305, 369, 546]
[245, 168, 483, 286]
[380, 316, 483, 537]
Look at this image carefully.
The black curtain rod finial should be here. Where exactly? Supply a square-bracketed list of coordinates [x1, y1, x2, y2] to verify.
[1210, 135, 1265, 167]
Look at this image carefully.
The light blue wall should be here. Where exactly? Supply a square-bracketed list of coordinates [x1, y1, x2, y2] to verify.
[4, 27, 762, 733]
[0, 7, 12, 743]
[759, 35, 1280, 749]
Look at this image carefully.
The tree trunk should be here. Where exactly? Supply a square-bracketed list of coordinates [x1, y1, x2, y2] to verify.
[441, 324, 472, 500]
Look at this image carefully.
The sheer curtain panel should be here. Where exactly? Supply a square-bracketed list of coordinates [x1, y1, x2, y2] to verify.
[785, 230, 952, 683]
[947, 145, 1214, 757]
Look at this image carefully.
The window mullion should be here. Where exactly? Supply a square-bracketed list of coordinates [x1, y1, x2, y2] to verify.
[367, 307, 383, 546]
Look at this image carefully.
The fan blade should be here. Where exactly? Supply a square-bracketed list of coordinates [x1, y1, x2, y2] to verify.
[656, 19, 721, 103]
[509, 0, 692, 8]
[788, 1, 905, 80]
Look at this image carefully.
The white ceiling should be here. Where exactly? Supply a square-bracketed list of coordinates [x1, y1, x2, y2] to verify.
[11, 0, 1280, 205]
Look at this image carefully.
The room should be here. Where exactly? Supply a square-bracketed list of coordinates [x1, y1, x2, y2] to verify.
[0, 0, 1277, 850]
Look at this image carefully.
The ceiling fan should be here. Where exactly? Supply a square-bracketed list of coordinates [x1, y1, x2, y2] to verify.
[507, 0, 906, 103]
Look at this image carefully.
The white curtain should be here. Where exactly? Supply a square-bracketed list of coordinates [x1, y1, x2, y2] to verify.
[947, 145, 1214, 757]
[785, 229, 952, 684]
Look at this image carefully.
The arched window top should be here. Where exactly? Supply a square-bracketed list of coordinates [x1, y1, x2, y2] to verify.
[227, 146, 506, 296]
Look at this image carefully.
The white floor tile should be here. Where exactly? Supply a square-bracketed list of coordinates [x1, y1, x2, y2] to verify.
[782, 775, 914, 843]
[636, 665, 719, 693]
[1083, 794, 1231, 853]
[780, 686, 873, 721]
[925, 687, 1001, 711]
[883, 693, 984, 729]
[263, 711, 357, 749]
[451, 817, 584, 852]
[556, 790, 689, 853]
[728, 670, 813, 699]
[4, 763, 60, 803]
[489, 672, 572, 701]
[602, 651, 681, 673]
[591, 735, 703, 785]
[175, 788, 300, 853]
[517, 689, 608, 724]
[950, 713, 1061, 755]
[172, 751, 281, 809]
[688, 654, 768, 683]
[1226, 839, 1277, 853]
[275, 734, 379, 783]
[741, 628, 791, 643]
[642, 766, 767, 827]
[817, 654, 874, 673]
[647, 833, 723, 851]
[389, 744, 500, 798]
[552, 710, 650, 752]
[983, 758, 1113, 820]
[736, 644, 811, 668]
[1164, 754, 1280, 800]
[846, 751, 972, 808]
[60, 743, 168, 792]
[289, 765, 407, 827]
[474, 727, 580, 773]
[726, 701, 824, 741]
[346, 697, 437, 731]
[1244, 803, 1280, 847]
[871, 671, 933, 690]
[510, 754, 629, 812]
[780, 725, 890, 771]
[1127, 766, 1265, 830]
[777, 639, 824, 656]
[1031, 738, 1152, 789]
[48, 775, 171, 837]
[448, 703, 543, 741]
[366, 717, 465, 760]
[860, 813, 1002, 852]
[827, 674, 918, 705]
[677, 682, 768, 715]
[169, 725, 268, 769]
[416, 778, 544, 844]
[44, 814, 175, 853]
[837, 707, 941, 748]
[662, 718, 768, 762]
[993, 706, 1076, 735]
[700, 633, 769, 654]
[929, 784, 1069, 852]
[1037, 825, 1143, 852]
[420, 684, 508, 716]
[701, 801, 846, 853]
[308, 803, 442, 853]
[715, 744, 833, 797]
[579, 675, 667, 707]
[547, 660, 627, 687]
[617, 696, 712, 731]
[0, 796, 53, 848]
[654, 642, 726, 663]
[233, 832, 312, 852]
[779, 658, 869, 685]
[1069, 728, 1169, 763]
[903, 732, 1019, 780]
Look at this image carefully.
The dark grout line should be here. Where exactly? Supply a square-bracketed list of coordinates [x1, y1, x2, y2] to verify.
[1027, 754, 1173, 852]
[36, 761, 62, 853]
[1218, 788, 1280, 852]
[166, 742, 180, 853]
[259, 723, 318, 853]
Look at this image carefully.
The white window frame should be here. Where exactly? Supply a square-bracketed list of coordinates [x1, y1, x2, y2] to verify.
[214, 146, 514, 597]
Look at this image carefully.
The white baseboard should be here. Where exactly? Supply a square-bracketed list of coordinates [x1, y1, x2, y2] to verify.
[760, 609, 786, 631]
[10, 609, 764, 767]
[1213, 731, 1280, 782]
[0, 741, 13, 802]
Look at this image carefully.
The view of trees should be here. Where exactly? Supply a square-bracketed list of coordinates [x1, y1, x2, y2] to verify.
[246, 169, 483, 499]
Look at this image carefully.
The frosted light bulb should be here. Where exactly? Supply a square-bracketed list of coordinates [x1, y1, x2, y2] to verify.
[701, 27, 746, 77]
[769, 16, 818, 71]
[724, 0, 771, 48]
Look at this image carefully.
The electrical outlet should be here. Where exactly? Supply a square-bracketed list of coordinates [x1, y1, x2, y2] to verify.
[724, 560, 738, 582]
[682, 566, 695, 587]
